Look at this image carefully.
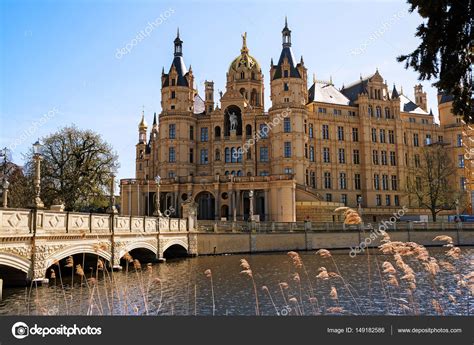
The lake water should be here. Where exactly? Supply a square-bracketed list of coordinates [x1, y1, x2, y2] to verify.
[0, 247, 472, 316]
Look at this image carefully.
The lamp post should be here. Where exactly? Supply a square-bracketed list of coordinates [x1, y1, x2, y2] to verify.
[357, 196, 363, 226]
[32, 140, 44, 209]
[249, 190, 254, 221]
[154, 175, 162, 216]
[107, 173, 118, 214]
[455, 198, 460, 222]
[2, 179, 9, 208]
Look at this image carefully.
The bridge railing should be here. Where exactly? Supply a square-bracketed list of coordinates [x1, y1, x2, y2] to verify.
[0, 208, 188, 235]
[195, 220, 474, 233]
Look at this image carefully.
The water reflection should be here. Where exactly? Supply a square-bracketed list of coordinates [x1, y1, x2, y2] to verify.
[0, 248, 472, 316]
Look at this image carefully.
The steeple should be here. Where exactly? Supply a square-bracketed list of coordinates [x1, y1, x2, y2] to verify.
[392, 84, 400, 99]
[174, 28, 183, 57]
[282, 16, 291, 48]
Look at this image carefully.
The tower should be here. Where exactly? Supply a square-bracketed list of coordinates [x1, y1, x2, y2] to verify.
[158, 29, 197, 179]
[205, 80, 214, 113]
[136, 111, 148, 179]
[414, 84, 427, 112]
[269, 18, 308, 183]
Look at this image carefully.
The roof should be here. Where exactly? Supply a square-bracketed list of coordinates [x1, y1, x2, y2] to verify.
[308, 82, 350, 105]
[163, 56, 189, 87]
[439, 92, 454, 104]
[193, 94, 205, 114]
[272, 47, 301, 79]
[341, 75, 371, 104]
[398, 94, 429, 115]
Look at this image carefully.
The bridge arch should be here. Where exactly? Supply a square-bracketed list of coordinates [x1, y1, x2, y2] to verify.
[118, 241, 158, 260]
[44, 244, 112, 272]
[0, 252, 31, 274]
[162, 239, 188, 254]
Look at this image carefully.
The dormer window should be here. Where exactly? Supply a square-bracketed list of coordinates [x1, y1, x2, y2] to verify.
[241, 71, 245, 79]
[171, 79, 176, 86]
[284, 70, 289, 78]
[284, 83, 289, 91]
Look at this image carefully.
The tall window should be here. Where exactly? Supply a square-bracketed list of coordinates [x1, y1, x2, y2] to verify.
[322, 124, 329, 139]
[458, 154, 465, 168]
[385, 195, 391, 206]
[376, 106, 382, 118]
[338, 148, 346, 163]
[394, 195, 399, 206]
[284, 142, 291, 158]
[382, 175, 389, 190]
[341, 194, 348, 206]
[391, 175, 398, 190]
[201, 127, 209, 142]
[372, 150, 379, 165]
[374, 174, 380, 190]
[189, 125, 194, 140]
[225, 148, 231, 163]
[324, 172, 331, 189]
[323, 147, 330, 163]
[380, 129, 386, 143]
[171, 91, 176, 99]
[259, 124, 269, 138]
[284, 118, 291, 132]
[372, 128, 377, 142]
[353, 149, 360, 164]
[339, 172, 347, 189]
[169, 147, 176, 163]
[376, 194, 382, 206]
[385, 107, 391, 119]
[390, 151, 396, 166]
[309, 124, 314, 138]
[368, 106, 373, 116]
[260, 147, 269, 162]
[352, 128, 359, 142]
[414, 154, 420, 167]
[413, 133, 419, 147]
[388, 130, 395, 144]
[381, 151, 387, 165]
[354, 173, 361, 190]
[189, 148, 194, 163]
[309, 146, 315, 162]
[337, 126, 344, 141]
[310, 171, 316, 188]
[169, 124, 176, 139]
[457, 134, 463, 147]
[200, 149, 208, 164]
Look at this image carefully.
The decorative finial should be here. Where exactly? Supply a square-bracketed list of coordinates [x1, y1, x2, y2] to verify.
[177, 27, 180, 39]
[241, 32, 248, 53]
[313, 73, 316, 84]
[330, 75, 333, 85]
[360, 73, 362, 80]
[400, 86, 404, 94]
[285, 16, 288, 28]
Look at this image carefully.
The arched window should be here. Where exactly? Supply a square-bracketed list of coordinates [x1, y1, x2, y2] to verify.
[215, 126, 221, 138]
[225, 148, 231, 163]
[376, 106, 381, 118]
[225, 171, 229, 175]
[237, 147, 243, 163]
[231, 147, 237, 163]
[247, 171, 252, 176]
[215, 149, 220, 161]
[250, 89, 258, 106]
[246, 124, 252, 137]
[240, 71, 245, 79]
[385, 107, 390, 119]
[251, 72, 255, 80]
[231, 170, 236, 176]
[239, 88, 246, 96]
[237, 170, 242, 176]
[368, 106, 373, 116]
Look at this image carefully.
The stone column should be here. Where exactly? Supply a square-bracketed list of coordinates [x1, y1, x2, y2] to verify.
[228, 191, 233, 219]
[214, 188, 220, 220]
[236, 190, 241, 220]
[264, 189, 269, 221]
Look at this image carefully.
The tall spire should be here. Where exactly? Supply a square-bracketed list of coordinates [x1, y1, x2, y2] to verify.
[174, 27, 183, 57]
[282, 17, 291, 47]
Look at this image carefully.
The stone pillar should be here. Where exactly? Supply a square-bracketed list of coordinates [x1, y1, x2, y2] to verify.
[173, 191, 178, 217]
[182, 200, 198, 231]
[214, 188, 220, 220]
[264, 189, 269, 221]
[236, 190, 241, 220]
[187, 232, 198, 256]
[228, 191, 233, 219]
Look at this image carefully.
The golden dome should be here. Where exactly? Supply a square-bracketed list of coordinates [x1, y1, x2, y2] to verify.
[228, 32, 260, 73]
[138, 111, 148, 130]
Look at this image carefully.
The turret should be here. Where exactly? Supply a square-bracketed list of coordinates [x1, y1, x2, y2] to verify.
[204, 80, 214, 113]
[414, 84, 427, 112]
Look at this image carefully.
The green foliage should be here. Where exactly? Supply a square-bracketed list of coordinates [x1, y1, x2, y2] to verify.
[398, 0, 473, 122]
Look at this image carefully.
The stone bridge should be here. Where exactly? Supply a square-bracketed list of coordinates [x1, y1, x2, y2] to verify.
[0, 208, 195, 283]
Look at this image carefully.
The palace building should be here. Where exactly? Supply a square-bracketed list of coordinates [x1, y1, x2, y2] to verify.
[120, 20, 467, 222]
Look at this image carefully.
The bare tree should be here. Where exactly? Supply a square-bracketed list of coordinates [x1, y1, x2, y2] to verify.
[407, 143, 466, 221]
[24, 126, 119, 211]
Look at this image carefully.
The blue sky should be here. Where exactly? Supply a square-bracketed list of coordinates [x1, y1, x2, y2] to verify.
[1, 0, 436, 180]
